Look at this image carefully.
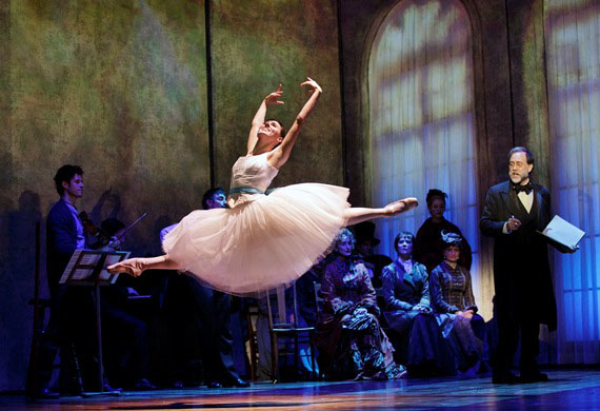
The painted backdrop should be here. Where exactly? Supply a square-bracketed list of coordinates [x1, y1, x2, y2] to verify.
[0, 0, 342, 391]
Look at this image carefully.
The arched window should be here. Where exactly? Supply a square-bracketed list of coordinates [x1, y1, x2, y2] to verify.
[545, 0, 600, 364]
[367, 0, 480, 300]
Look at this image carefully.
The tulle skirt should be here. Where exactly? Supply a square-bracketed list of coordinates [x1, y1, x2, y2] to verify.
[163, 183, 350, 295]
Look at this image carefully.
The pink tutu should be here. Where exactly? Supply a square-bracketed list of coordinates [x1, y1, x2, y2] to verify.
[162, 183, 350, 295]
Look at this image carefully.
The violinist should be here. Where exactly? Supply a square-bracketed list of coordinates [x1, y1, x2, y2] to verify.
[47, 165, 86, 289]
[33, 165, 92, 398]
[32, 165, 153, 398]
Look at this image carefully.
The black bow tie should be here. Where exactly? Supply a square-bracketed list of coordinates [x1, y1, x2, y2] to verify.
[513, 182, 533, 194]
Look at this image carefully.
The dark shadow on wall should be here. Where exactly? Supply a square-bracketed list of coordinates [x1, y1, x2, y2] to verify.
[0, 187, 168, 391]
[90, 188, 122, 224]
[0, 191, 43, 391]
[152, 215, 173, 256]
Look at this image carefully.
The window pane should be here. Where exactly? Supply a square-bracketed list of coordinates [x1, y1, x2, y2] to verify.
[546, 0, 600, 351]
[367, 0, 480, 300]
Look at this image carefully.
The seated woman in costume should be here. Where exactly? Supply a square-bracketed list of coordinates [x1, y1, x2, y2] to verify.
[381, 231, 455, 376]
[430, 231, 487, 372]
[414, 189, 472, 272]
[316, 229, 403, 381]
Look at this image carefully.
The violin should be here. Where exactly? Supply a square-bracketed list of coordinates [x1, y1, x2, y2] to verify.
[79, 211, 149, 249]
[79, 211, 112, 248]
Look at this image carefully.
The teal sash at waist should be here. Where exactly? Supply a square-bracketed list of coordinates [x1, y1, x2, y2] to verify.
[229, 186, 265, 196]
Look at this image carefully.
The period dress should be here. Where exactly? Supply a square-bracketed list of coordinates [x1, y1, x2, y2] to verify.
[316, 255, 399, 380]
[381, 260, 456, 375]
[162, 151, 350, 295]
[414, 217, 472, 272]
[430, 261, 486, 371]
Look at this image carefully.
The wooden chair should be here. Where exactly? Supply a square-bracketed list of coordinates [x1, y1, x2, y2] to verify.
[312, 280, 326, 380]
[244, 300, 261, 381]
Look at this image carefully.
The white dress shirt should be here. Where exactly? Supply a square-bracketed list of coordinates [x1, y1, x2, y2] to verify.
[503, 189, 534, 234]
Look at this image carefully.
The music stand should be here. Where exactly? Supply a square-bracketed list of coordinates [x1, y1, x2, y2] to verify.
[59, 250, 130, 397]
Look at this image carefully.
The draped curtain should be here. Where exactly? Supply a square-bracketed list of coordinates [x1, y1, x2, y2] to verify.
[366, 1, 484, 315]
[545, 0, 600, 364]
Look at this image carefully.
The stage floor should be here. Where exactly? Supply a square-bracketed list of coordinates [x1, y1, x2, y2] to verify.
[3, 369, 600, 410]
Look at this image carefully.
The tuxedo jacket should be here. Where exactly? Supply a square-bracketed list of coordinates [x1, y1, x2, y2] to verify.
[480, 180, 557, 330]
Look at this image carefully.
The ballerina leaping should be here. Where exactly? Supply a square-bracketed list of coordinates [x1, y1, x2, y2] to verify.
[108, 78, 417, 294]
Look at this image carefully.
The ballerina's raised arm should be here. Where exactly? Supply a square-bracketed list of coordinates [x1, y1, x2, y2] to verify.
[247, 84, 284, 155]
[247, 78, 322, 170]
[265, 77, 321, 169]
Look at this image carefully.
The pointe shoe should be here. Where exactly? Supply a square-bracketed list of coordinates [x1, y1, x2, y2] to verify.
[384, 197, 419, 216]
[107, 258, 145, 277]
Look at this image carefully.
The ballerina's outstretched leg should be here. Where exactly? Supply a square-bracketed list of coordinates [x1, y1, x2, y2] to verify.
[343, 197, 418, 226]
[107, 255, 181, 277]
[108, 197, 418, 278]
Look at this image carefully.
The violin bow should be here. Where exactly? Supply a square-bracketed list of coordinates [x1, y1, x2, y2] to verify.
[117, 212, 149, 239]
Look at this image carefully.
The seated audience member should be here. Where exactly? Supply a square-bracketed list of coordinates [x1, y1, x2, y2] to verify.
[352, 221, 392, 287]
[430, 232, 487, 372]
[316, 229, 403, 381]
[414, 189, 472, 272]
[382, 232, 455, 376]
[295, 255, 339, 377]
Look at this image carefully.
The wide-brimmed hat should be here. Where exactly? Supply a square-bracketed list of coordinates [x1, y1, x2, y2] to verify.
[353, 221, 381, 246]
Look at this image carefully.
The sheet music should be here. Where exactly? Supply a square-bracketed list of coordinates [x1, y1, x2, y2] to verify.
[73, 268, 93, 280]
[541, 215, 585, 250]
[59, 250, 130, 285]
[101, 254, 128, 283]
[59, 249, 83, 284]
[104, 254, 125, 266]
[80, 253, 101, 266]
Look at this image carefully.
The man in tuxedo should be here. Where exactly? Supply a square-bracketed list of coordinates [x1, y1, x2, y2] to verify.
[160, 187, 249, 388]
[480, 147, 557, 384]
